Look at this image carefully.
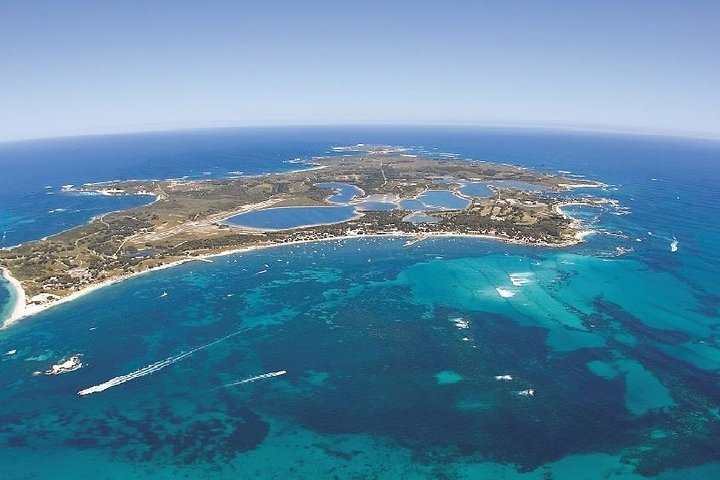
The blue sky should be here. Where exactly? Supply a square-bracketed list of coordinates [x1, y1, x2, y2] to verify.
[1, 0, 718, 140]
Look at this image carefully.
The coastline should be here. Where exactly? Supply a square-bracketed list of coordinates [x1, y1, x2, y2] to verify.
[0, 229, 585, 329]
[0, 259, 197, 329]
[1, 267, 26, 324]
[1, 149, 606, 329]
[553, 200, 606, 239]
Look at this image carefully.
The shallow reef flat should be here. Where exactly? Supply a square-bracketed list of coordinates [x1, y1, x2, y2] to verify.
[1, 237, 719, 478]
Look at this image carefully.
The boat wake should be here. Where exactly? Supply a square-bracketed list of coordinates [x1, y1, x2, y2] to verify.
[77, 329, 247, 396]
[219, 370, 287, 388]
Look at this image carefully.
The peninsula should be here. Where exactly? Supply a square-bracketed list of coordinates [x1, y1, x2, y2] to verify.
[0, 146, 610, 326]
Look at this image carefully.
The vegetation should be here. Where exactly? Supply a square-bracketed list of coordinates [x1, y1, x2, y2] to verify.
[0, 148, 607, 302]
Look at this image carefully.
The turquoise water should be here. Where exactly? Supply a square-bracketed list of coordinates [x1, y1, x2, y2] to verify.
[1, 127, 720, 478]
[1, 238, 719, 478]
[226, 205, 357, 230]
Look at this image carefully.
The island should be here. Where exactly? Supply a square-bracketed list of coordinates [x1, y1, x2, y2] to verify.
[0, 145, 613, 326]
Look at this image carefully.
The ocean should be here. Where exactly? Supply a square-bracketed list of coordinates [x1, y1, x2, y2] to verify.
[0, 127, 719, 478]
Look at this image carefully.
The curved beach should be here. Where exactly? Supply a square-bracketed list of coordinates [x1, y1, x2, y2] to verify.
[0, 228, 588, 329]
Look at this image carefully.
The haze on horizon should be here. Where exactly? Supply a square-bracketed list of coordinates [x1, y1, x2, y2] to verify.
[1, 0, 718, 142]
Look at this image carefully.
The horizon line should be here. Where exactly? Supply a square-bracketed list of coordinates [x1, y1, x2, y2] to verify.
[1, 121, 720, 145]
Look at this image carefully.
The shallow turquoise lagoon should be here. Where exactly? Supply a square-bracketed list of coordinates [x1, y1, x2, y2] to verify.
[1, 236, 719, 479]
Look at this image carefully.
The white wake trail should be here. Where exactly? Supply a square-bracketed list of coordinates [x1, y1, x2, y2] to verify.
[78, 329, 247, 396]
[220, 370, 287, 388]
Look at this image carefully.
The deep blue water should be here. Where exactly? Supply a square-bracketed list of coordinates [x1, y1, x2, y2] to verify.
[1, 127, 720, 479]
[0, 128, 347, 247]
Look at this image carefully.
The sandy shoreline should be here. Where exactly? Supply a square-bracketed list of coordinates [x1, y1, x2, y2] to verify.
[0, 258, 200, 329]
[0, 230, 584, 329]
[1, 267, 26, 324]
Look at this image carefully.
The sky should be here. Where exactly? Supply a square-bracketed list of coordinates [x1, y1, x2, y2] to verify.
[1, 0, 719, 141]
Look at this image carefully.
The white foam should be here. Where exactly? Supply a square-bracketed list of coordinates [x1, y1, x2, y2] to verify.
[78, 329, 245, 396]
[220, 370, 287, 388]
[495, 288, 516, 298]
[495, 375, 513, 381]
[508, 272, 534, 287]
[450, 317, 470, 329]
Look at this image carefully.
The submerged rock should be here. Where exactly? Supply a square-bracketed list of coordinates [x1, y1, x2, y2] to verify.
[45, 354, 83, 375]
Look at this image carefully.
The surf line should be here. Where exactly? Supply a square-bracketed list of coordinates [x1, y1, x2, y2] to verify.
[217, 370, 287, 389]
[77, 328, 248, 396]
